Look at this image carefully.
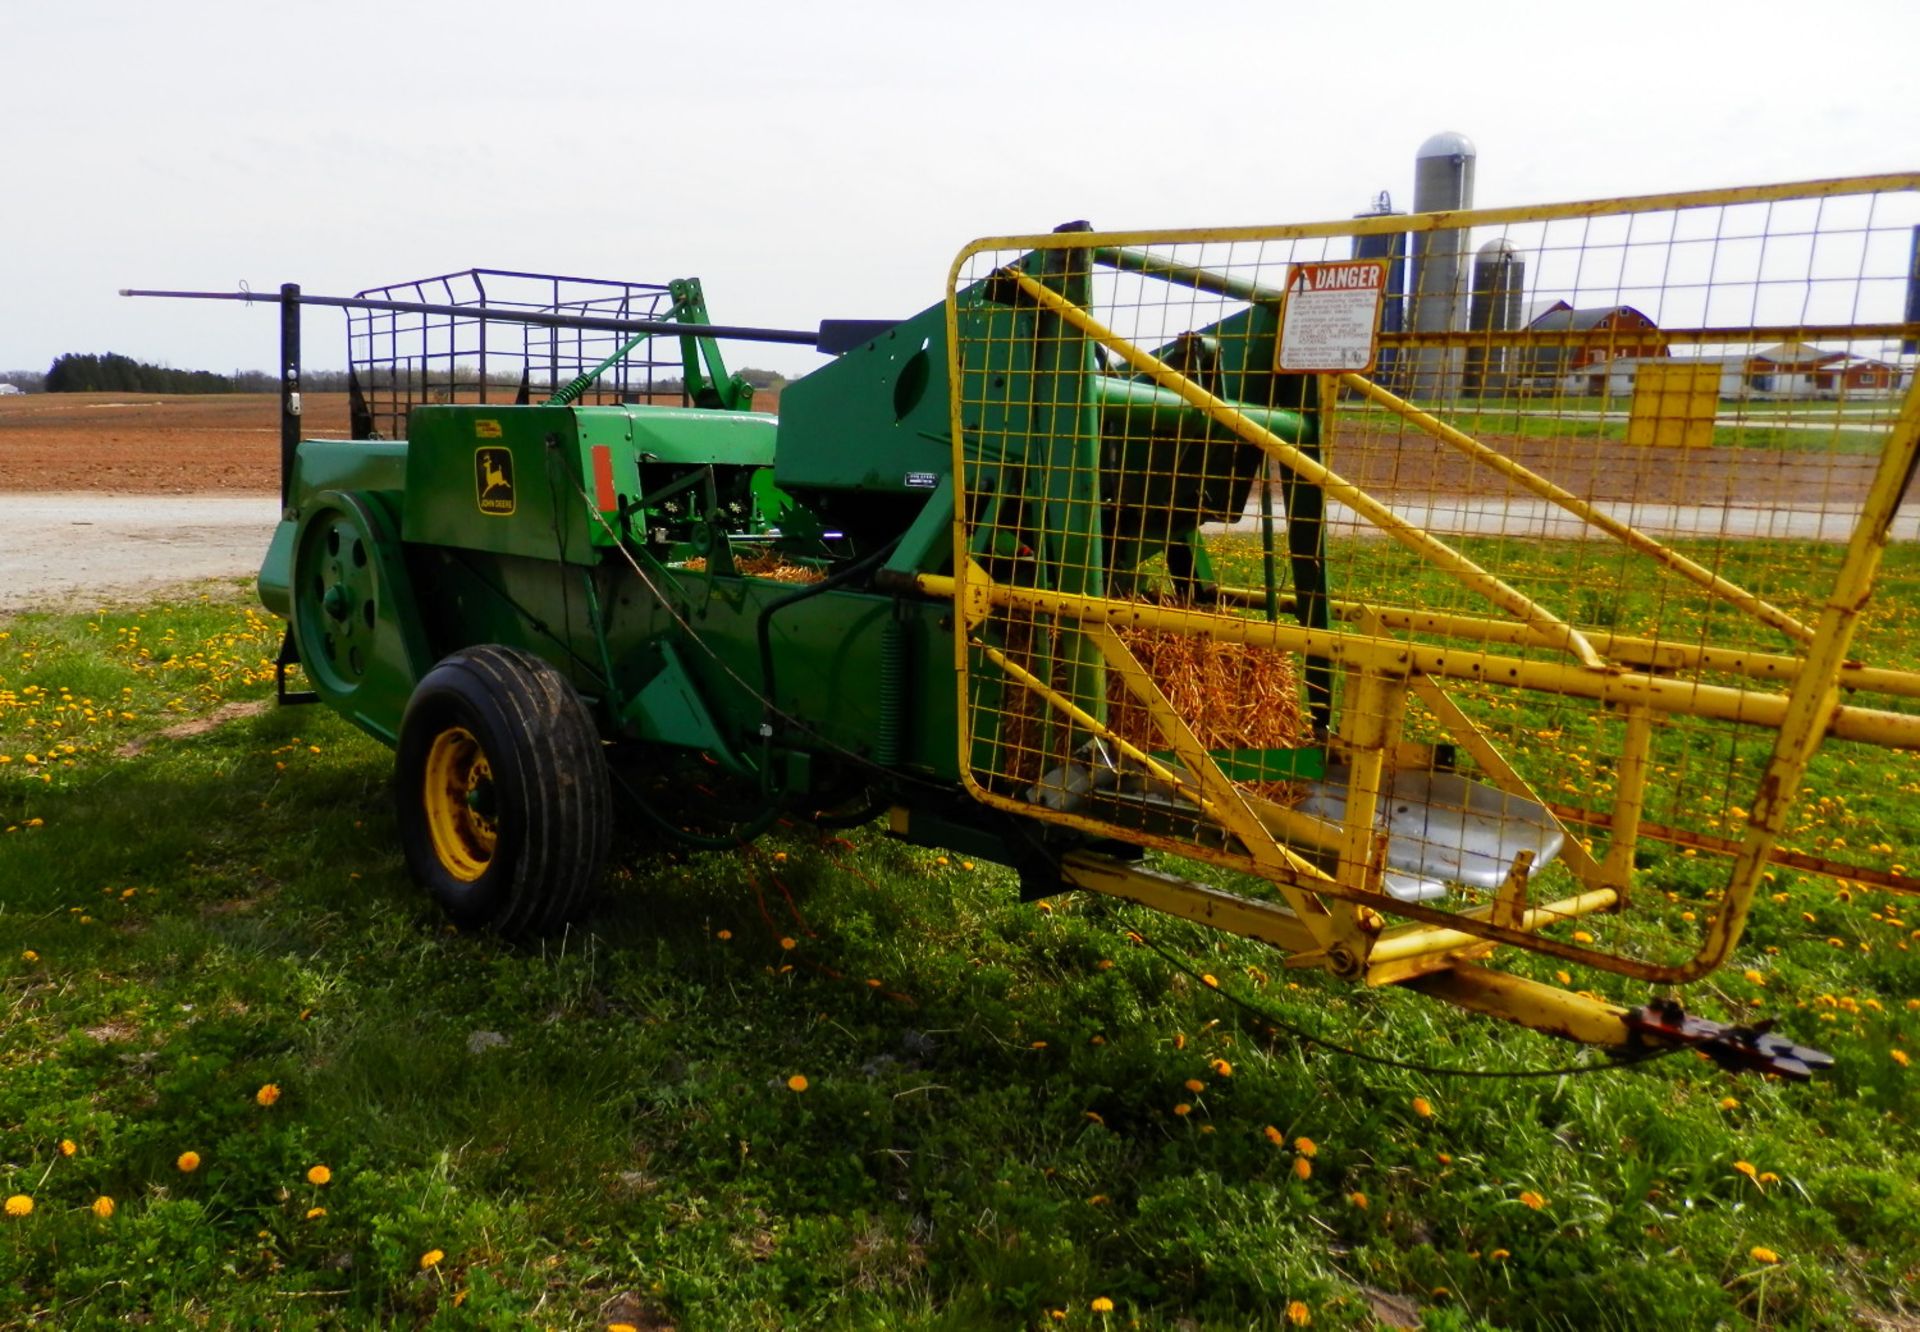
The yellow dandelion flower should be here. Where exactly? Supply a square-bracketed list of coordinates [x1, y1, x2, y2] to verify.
[778, 936, 796, 951]
[1295, 1136, 1317, 1157]
[1719, 1096, 1740, 1110]
[1201, 974, 1219, 988]
[1750, 1246, 1780, 1264]
[786, 1074, 809, 1092]
[1891, 1049, 1910, 1067]
[608, 1324, 639, 1332]
[1348, 1191, 1368, 1209]
[1572, 930, 1594, 943]
[1264, 1125, 1285, 1146]
[1173, 1032, 1186, 1050]
[1096, 958, 1114, 970]
[91, 1196, 114, 1219]
[1759, 1172, 1780, 1185]
[1173, 1103, 1192, 1117]
[1030, 1040, 1047, 1049]
[1732, 1160, 1757, 1179]
[1090, 1297, 1114, 1314]
[1184, 1078, 1205, 1094]
[1292, 1156, 1312, 1181]
[1554, 969, 1571, 985]
[1087, 1194, 1109, 1205]
[4, 1195, 31, 1218]
[306, 1207, 326, 1220]
[1210, 1058, 1232, 1077]
[1287, 1300, 1311, 1326]
[1084, 1110, 1105, 1125]
[256, 1084, 281, 1107]
[1743, 970, 1765, 985]
[176, 1151, 201, 1173]
[1049, 1313, 1066, 1324]
[1489, 1248, 1510, 1261]
[1436, 1152, 1453, 1165]
[715, 929, 732, 941]
[1518, 1190, 1546, 1210]
[20, 950, 37, 962]
[59, 1139, 76, 1157]
[420, 1248, 445, 1269]
[1411, 1096, 1434, 1119]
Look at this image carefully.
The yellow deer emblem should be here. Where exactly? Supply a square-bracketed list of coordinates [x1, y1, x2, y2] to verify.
[475, 447, 515, 515]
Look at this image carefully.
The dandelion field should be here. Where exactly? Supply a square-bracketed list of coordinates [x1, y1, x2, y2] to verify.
[0, 580, 1916, 1329]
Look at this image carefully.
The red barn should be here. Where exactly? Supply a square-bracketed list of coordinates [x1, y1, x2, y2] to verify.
[1523, 303, 1666, 386]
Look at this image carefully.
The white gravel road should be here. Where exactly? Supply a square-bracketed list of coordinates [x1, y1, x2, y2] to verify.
[0, 493, 282, 614]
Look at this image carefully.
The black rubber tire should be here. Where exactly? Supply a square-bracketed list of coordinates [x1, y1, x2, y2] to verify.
[394, 645, 610, 937]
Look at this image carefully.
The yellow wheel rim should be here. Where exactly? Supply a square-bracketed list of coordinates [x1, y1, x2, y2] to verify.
[423, 726, 497, 882]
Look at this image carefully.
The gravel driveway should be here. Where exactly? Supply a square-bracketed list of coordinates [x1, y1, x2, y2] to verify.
[0, 493, 281, 613]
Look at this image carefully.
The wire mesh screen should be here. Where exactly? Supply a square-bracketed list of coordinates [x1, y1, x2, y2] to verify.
[944, 176, 1920, 981]
[346, 268, 685, 440]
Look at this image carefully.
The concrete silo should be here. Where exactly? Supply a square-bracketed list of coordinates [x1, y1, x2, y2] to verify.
[1466, 236, 1524, 396]
[1408, 131, 1477, 399]
[1351, 191, 1407, 390]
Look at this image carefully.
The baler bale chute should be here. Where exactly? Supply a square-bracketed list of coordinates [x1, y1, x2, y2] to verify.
[126, 172, 1920, 1077]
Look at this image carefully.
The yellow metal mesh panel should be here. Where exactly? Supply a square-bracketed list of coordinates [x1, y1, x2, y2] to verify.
[945, 177, 1920, 980]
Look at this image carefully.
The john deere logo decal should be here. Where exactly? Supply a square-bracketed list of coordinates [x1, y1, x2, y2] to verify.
[475, 447, 515, 516]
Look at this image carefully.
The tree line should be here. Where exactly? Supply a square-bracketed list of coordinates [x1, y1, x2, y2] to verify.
[45, 353, 237, 394]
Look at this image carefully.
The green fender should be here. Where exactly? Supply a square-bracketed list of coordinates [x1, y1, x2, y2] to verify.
[288, 490, 433, 745]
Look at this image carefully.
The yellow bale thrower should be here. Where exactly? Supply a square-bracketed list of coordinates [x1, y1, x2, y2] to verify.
[904, 173, 1920, 1077]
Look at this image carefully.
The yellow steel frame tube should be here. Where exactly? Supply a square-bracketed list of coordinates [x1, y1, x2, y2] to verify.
[949, 173, 1920, 264]
[917, 573, 1920, 752]
[1057, 852, 1322, 956]
[1338, 372, 1816, 645]
[1002, 268, 1608, 670]
[1599, 706, 1655, 901]
[1367, 889, 1622, 966]
[1210, 588, 1920, 702]
[1398, 965, 1633, 1048]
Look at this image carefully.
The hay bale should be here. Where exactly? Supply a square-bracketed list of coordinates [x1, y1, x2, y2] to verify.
[992, 605, 1309, 804]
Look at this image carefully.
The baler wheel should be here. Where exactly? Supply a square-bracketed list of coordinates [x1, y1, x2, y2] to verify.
[395, 645, 610, 936]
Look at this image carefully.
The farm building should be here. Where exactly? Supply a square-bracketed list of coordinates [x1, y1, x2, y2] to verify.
[1571, 354, 1746, 398]
[1746, 342, 1901, 396]
[1522, 303, 1666, 387]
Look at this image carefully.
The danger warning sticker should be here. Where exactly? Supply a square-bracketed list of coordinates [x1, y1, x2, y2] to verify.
[1276, 260, 1387, 373]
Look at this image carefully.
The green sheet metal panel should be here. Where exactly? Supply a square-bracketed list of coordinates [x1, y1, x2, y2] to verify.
[401, 406, 600, 566]
[773, 304, 951, 494]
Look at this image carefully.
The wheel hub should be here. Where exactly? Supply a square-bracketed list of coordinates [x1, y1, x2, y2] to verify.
[423, 726, 497, 882]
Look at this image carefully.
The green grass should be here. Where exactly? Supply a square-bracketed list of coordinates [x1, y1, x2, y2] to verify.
[1, 584, 1916, 1329]
[1350, 400, 1894, 454]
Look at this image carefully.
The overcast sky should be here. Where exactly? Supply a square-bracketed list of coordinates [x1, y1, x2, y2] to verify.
[3, 0, 1916, 380]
